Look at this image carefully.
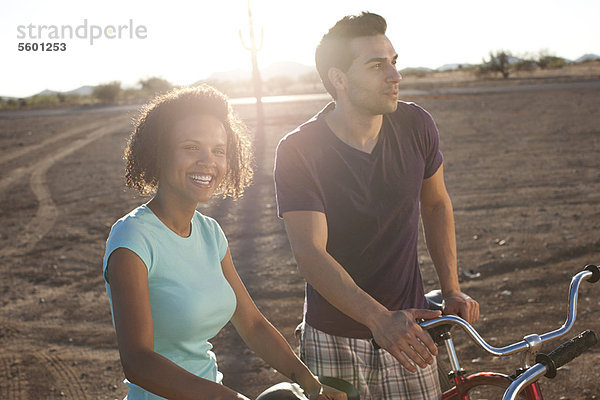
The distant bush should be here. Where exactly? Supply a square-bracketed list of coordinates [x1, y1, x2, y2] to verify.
[513, 59, 537, 72]
[139, 77, 172, 96]
[93, 81, 121, 103]
[121, 88, 147, 103]
[400, 68, 431, 78]
[480, 50, 512, 78]
[65, 93, 85, 104]
[538, 56, 566, 70]
[30, 94, 61, 107]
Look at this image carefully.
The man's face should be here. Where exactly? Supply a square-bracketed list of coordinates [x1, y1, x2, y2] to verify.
[342, 34, 402, 115]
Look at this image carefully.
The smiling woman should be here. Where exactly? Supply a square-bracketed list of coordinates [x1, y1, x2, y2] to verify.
[103, 85, 347, 399]
[123, 85, 252, 200]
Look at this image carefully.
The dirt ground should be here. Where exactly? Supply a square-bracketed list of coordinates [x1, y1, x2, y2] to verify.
[1, 74, 599, 399]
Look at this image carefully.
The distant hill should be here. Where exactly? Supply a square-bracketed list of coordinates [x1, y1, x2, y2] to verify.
[507, 56, 522, 65]
[33, 85, 94, 97]
[66, 85, 94, 96]
[207, 61, 314, 82]
[437, 63, 474, 72]
[399, 67, 433, 74]
[575, 54, 600, 63]
[38, 89, 58, 96]
[261, 61, 314, 80]
[208, 68, 250, 82]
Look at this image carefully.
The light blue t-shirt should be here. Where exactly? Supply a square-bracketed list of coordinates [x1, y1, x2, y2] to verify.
[102, 204, 237, 400]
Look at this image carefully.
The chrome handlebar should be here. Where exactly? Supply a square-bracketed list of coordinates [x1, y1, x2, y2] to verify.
[419, 265, 598, 400]
[420, 266, 598, 357]
[540, 266, 596, 342]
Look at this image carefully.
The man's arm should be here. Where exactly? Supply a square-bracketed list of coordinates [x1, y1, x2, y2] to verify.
[420, 164, 479, 323]
[283, 211, 441, 373]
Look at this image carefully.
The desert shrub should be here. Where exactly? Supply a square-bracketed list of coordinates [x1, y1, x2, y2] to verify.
[539, 56, 566, 69]
[30, 94, 61, 107]
[400, 68, 431, 78]
[139, 77, 172, 96]
[92, 81, 121, 103]
[65, 93, 85, 104]
[121, 88, 147, 104]
[481, 50, 512, 78]
[514, 59, 537, 72]
[476, 63, 493, 77]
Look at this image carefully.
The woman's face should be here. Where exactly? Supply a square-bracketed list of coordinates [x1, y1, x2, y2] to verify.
[158, 114, 228, 204]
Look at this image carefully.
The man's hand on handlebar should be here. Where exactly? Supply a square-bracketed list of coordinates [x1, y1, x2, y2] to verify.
[442, 291, 479, 324]
[370, 308, 441, 373]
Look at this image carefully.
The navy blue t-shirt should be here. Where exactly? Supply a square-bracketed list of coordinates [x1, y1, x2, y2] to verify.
[274, 101, 443, 338]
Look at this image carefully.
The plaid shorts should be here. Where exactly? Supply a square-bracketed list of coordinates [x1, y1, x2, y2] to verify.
[298, 322, 441, 400]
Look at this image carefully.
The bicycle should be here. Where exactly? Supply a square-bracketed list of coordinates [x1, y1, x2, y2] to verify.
[420, 264, 599, 400]
[261, 264, 598, 400]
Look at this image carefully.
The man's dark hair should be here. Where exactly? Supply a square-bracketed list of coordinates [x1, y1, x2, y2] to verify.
[315, 12, 387, 99]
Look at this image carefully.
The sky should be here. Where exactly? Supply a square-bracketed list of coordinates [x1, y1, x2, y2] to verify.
[1, 0, 599, 98]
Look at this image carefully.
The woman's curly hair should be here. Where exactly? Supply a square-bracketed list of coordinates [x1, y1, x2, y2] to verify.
[124, 85, 253, 199]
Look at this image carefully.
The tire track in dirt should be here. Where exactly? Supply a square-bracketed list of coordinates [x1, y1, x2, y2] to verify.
[0, 117, 121, 166]
[0, 355, 26, 400]
[35, 351, 89, 400]
[0, 116, 124, 193]
[0, 116, 129, 259]
[0, 166, 30, 194]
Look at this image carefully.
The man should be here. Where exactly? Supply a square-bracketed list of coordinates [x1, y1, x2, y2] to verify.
[274, 12, 479, 400]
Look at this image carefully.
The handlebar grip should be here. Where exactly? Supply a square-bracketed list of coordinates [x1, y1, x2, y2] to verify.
[535, 330, 597, 378]
[584, 264, 600, 283]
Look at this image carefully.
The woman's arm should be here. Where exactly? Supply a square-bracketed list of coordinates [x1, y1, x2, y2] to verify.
[221, 249, 343, 399]
[107, 247, 248, 400]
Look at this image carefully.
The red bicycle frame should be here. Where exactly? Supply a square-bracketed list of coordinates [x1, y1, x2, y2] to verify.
[441, 372, 543, 399]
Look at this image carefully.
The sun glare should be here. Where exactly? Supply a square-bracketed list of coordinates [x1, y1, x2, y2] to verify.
[1, 0, 599, 97]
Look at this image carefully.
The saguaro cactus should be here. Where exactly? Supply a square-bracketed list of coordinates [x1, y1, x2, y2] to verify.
[239, 0, 265, 142]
